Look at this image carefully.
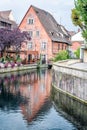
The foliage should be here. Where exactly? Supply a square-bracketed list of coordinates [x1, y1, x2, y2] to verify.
[16, 55, 22, 62]
[0, 54, 22, 66]
[0, 57, 5, 63]
[71, 8, 83, 28]
[0, 56, 13, 63]
[74, 48, 80, 58]
[53, 50, 69, 62]
[0, 28, 31, 53]
[71, 0, 87, 41]
[5, 55, 13, 62]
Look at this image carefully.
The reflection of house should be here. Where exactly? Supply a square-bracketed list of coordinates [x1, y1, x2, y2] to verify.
[71, 31, 84, 51]
[0, 10, 17, 29]
[19, 5, 70, 63]
[1, 70, 51, 122]
[20, 70, 51, 122]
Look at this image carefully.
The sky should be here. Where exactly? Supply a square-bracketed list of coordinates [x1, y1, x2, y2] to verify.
[0, 0, 78, 31]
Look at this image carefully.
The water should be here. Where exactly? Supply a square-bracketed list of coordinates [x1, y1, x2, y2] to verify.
[0, 69, 83, 130]
[52, 69, 87, 130]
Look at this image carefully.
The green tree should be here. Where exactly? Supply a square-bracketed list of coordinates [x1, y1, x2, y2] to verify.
[71, 0, 87, 41]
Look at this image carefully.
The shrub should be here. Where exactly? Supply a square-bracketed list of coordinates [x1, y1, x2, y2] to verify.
[6, 55, 12, 62]
[0, 57, 5, 63]
[16, 55, 22, 62]
[74, 48, 80, 58]
[4, 62, 8, 68]
[11, 62, 15, 68]
[53, 50, 69, 62]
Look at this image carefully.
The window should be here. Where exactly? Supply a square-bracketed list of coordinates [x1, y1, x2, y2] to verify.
[27, 42, 33, 50]
[41, 42, 46, 50]
[0, 21, 11, 29]
[29, 31, 33, 37]
[36, 31, 40, 37]
[28, 18, 34, 24]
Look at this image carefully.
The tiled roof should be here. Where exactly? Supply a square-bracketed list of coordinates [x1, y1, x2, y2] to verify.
[0, 10, 11, 20]
[0, 10, 17, 28]
[32, 5, 71, 45]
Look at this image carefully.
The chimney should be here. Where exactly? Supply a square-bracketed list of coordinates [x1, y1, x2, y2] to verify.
[51, 32, 54, 36]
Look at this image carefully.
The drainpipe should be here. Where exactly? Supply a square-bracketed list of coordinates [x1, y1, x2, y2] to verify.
[80, 43, 84, 62]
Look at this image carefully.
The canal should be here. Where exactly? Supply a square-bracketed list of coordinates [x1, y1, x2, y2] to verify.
[0, 69, 86, 130]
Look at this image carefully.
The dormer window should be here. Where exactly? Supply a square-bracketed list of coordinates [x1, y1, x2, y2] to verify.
[28, 18, 34, 24]
[50, 31, 54, 36]
[59, 32, 63, 37]
[61, 26, 68, 35]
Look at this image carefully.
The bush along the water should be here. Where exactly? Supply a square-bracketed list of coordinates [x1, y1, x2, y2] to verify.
[53, 50, 69, 62]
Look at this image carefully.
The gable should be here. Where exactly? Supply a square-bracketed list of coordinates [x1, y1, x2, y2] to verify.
[19, 5, 70, 45]
[19, 6, 51, 41]
[71, 32, 84, 42]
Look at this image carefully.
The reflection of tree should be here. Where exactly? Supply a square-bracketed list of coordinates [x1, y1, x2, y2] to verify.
[0, 70, 38, 90]
[0, 83, 28, 111]
[0, 74, 28, 111]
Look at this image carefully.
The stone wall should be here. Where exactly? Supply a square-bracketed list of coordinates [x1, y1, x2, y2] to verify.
[53, 61, 87, 79]
[52, 60, 87, 103]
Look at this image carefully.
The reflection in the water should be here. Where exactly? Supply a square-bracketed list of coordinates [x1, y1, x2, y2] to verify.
[0, 69, 52, 122]
[0, 69, 81, 130]
[51, 86, 87, 130]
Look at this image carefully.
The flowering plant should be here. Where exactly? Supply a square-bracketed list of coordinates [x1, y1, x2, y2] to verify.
[11, 62, 15, 68]
[17, 62, 21, 67]
[4, 62, 8, 68]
